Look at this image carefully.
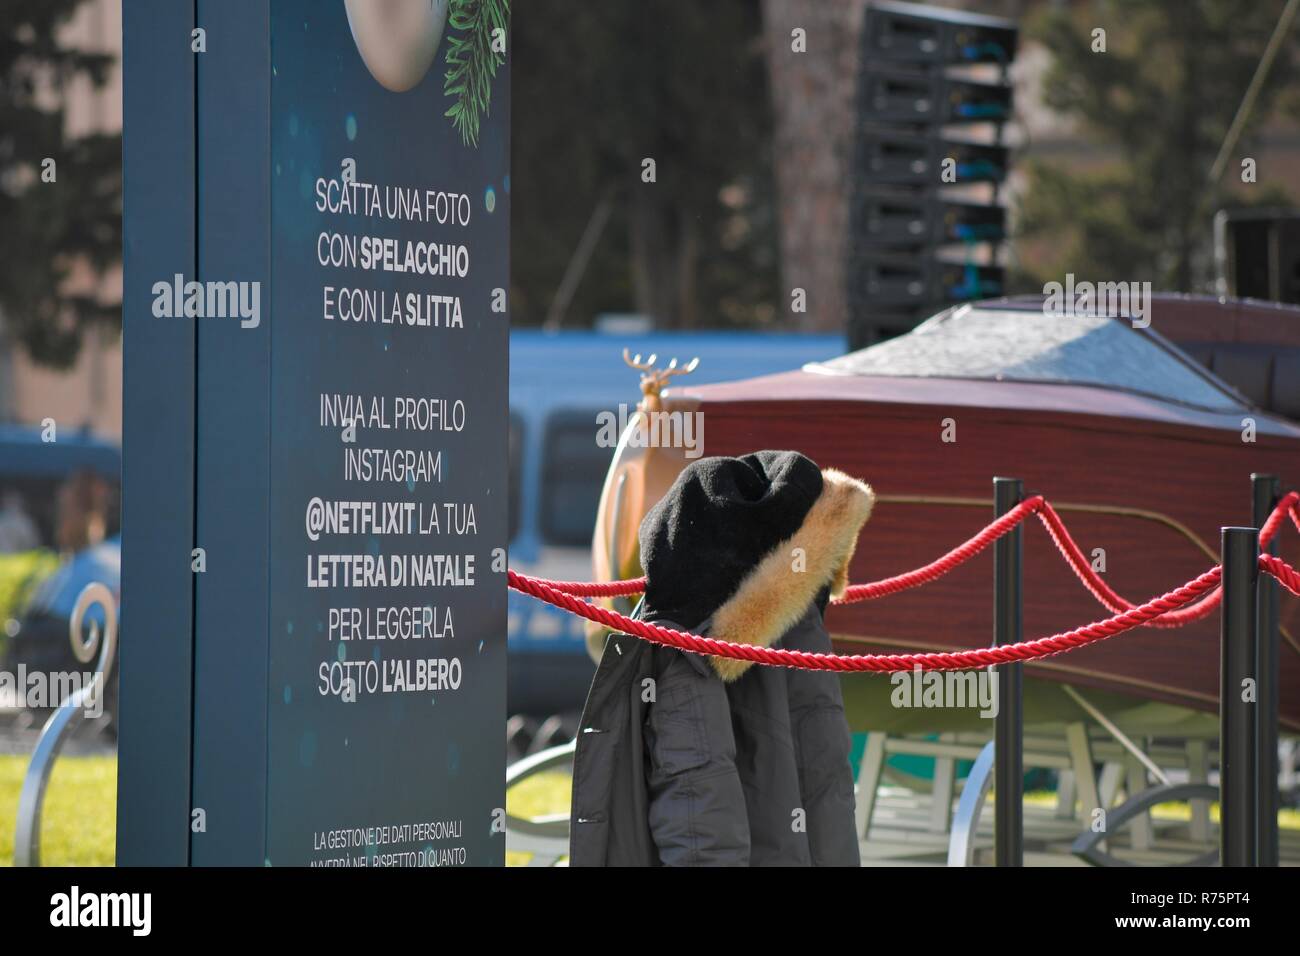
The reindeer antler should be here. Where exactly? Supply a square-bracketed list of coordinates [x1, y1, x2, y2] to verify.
[660, 356, 700, 379]
[622, 349, 659, 372]
[622, 349, 700, 404]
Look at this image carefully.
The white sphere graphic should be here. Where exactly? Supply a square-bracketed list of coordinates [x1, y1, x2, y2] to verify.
[344, 0, 448, 93]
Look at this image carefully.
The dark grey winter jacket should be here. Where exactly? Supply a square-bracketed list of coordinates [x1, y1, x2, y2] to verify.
[569, 465, 874, 866]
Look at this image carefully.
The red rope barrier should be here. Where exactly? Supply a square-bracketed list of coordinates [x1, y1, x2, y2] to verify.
[510, 552, 1300, 672]
[506, 490, 1300, 672]
[837, 496, 1044, 602]
[519, 577, 646, 598]
[1261, 490, 1300, 546]
[548, 495, 1046, 605]
[506, 565, 1224, 672]
[532, 491, 1300, 619]
[1032, 501, 1219, 626]
[1033, 491, 1300, 626]
[1262, 552, 1300, 596]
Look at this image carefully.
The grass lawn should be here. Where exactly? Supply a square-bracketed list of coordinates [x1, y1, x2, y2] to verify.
[0, 753, 569, 867]
[0, 753, 116, 866]
[1, 753, 1293, 867]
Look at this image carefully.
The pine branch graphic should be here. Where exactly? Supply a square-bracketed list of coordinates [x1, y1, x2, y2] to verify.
[444, 0, 509, 148]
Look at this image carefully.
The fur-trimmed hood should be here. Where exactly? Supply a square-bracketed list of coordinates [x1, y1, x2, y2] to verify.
[636, 452, 874, 682]
[705, 468, 874, 680]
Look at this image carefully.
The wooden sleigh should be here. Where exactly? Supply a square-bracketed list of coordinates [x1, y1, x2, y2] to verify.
[507, 296, 1300, 865]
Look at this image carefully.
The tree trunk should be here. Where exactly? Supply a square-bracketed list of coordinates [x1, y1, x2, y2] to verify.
[629, 170, 700, 330]
[761, 0, 865, 332]
[630, 179, 680, 328]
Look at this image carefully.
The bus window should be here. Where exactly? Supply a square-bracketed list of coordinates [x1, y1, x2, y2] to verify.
[540, 410, 614, 547]
[508, 411, 523, 543]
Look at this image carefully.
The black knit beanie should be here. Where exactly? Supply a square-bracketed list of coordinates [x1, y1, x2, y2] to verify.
[638, 450, 824, 630]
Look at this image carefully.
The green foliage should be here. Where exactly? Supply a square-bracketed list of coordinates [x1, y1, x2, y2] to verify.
[0, 754, 117, 866]
[1014, 0, 1300, 294]
[504, 768, 570, 865]
[0, 0, 122, 368]
[510, 0, 777, 328]
[0, 549, 60, 656]
[444, 0, 510, 148]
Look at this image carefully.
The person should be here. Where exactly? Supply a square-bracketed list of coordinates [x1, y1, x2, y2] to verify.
[569, 450, 874, 866]
[0, 489, 39, 554]
[55, 470, 110, 555]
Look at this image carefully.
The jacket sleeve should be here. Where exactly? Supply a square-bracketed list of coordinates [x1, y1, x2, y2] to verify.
[788, 607, 862, 866]
[643, 648, 750, 866]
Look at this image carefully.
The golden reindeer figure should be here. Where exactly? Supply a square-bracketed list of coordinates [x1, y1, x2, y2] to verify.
[623, 349, 700, 414]
[585, 348, 704, 659]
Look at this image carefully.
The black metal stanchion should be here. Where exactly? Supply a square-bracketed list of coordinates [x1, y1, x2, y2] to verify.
[993, 477, 1024, 867]
[1252, 474, 1280, 867]
[1220, 526, 1259, 867]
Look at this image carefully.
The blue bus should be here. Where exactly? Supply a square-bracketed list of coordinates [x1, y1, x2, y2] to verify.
[507, 329, 845, 731]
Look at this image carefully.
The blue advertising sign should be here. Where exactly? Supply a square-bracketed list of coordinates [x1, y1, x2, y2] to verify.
[120, 0, 509, 867]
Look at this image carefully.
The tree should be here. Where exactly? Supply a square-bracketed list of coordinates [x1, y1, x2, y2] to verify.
[1015, 0, 1300, 294]
[0, 0, 121, 369]
[510, 0, 778, 330]
[760, 0, 862, 332]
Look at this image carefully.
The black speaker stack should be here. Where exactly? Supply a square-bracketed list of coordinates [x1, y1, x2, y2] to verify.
[848, 1, 1018, 349]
